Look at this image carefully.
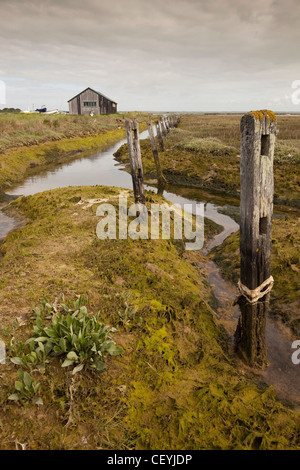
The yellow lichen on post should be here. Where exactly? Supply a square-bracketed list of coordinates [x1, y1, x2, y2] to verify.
[250, 110, 277, 122]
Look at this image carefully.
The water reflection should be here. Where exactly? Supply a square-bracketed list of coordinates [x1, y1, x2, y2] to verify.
[0, 212, 17, 239]
[2, 130, 240, 247]
[6, 134, 135, 197]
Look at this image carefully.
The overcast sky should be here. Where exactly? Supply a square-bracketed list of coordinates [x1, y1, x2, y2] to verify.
[0, 0, 299, 112]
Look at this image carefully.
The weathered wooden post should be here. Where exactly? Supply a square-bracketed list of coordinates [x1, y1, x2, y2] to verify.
[166, 117, 170, 132]
[173, 115, 180, 127]
[147, 120, 166, 192]
[164, 117, 170, 132]
[155, 120, 164, 152]
[125, 119, 145, 204]
[159, 117, 167, 139]
[235, 110, 277, 367]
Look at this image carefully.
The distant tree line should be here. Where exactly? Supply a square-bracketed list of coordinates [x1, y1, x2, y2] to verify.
[0, 108, 21, 113]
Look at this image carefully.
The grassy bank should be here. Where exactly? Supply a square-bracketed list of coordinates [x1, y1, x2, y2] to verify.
[0, 187, 299, 449]
[114, 114, 300, 207]
[211, 218, 300, 337]
[0, 112, 150, 153]
[0, 112, 149, 193]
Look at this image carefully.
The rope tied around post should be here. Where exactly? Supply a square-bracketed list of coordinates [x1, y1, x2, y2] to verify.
[238, 275, 274, 304]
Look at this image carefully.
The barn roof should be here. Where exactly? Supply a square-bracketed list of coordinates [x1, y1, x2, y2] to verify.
[68, 87, 117, 104]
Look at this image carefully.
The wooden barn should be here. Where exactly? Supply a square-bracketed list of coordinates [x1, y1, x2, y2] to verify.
[68, 87, 117, 115]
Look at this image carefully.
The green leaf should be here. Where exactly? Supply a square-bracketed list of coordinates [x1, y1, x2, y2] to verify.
[25, 337, 36, 345]
[93, 358, 106, 373]
[33, 397, 43, 406]
[23, 372, 33, 389]
[15, 381, 24, 392]
[33, 337, 49, 343]
[59, 338, 67, 353]
[10, 357, 25, 366]
[44, 342, 53, 356]
[8, 393, 19, 401]
[72, 363, 84, 375]
[61, 359, 74, 368]
[67, 351, 79, 361]
[45, 328, 59, 338]
[70, 334, 78, 345]
[105, 342, 123, 356]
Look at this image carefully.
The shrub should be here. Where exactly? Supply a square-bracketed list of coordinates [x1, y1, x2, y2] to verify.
[175, 137, 237, 156]
[10, 296, 122, 377]
[274, 141, 300, 164]
[8, 370, 42, 405]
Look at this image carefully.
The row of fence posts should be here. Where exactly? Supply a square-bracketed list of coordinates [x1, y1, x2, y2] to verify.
[124, 109, 276, 369]
[125, 115, 181, 203]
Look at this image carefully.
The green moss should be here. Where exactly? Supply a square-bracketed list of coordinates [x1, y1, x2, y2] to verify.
[142, 325, 176, 368]
[0, 187, 299, 449]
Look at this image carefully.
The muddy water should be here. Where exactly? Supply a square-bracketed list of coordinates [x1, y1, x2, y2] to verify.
[0, 212, 18, 240]
[201, 260, 300, 407]
[0, 131, 299, 406]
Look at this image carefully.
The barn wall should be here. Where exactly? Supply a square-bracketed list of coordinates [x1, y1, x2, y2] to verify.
[68, 88, 117, 115]
[79, 89, 101, 115]
[68, 98, 78, 114]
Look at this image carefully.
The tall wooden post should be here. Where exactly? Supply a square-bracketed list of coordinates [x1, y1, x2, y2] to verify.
[155, 120, 164, 151]
[147, 120, 166, 193]
[159, 117, 167, 139]
[236, 110, 277, 367]
[165, 117, 170, 133]
[164, 117, 170, 132]
[125, 119, 145, 204]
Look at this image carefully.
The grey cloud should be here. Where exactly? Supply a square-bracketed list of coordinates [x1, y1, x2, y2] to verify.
[0, 0, 299, 111]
